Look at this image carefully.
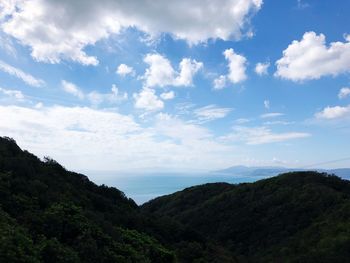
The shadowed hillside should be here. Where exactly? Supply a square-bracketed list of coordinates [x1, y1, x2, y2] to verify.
[0, 137, 179, 262]
[143, 172, 350, 262]
[1, 137, 350, 262]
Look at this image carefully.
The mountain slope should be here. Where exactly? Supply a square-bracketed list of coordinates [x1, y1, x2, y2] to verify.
[142, 172, 350, 262]
[0, 137, 178, 262]
[213, 165, 350, 179]
[2, 136, 350, 262]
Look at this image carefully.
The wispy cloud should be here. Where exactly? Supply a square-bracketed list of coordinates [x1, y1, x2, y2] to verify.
[0, 105, 234, 172]
[61, 80, 85, 100]
[0, 60, 45, 87]
[61, 80, 127, 106]
[260, 112, 284, 119]
[194, 105, 232, 123]
[223, 126, 311, 145]
[0, 87, 25, 101]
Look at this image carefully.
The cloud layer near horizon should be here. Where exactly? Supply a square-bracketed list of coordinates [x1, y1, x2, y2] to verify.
[0, 104, 311, 171]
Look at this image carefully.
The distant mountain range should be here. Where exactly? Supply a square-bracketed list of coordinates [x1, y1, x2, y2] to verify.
[213, 165, 350, 179]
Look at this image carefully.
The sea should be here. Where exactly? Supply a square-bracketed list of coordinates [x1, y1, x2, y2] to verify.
[87, 172, 269, 205]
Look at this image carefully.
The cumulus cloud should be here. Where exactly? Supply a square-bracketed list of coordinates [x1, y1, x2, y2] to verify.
[315, 105, 350, 120]
[0, 59, 45, 87]
[143, 54, 202, 88]
[133, 88, 164, 111]
[0, 0, 262, 65]
[194, 105, 232, 122]
[61, 80, 84, 100]
[260, 112, 284, 119]
[275, 32, 350, 81]
[213, 75, 227, 90]
[224, 48, 247, 84]
[160, 91, 175, 100]
[116, 64, 135, 76]
[255, 62, 270, 75]
[339, 87, 350, 99]
[223, 126, 310, 145]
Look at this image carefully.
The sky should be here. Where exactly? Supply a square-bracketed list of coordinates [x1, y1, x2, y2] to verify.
[0, 0, 350, 173]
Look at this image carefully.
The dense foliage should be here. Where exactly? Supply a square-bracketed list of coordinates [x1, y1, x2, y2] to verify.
[0, 137, 177, 262]
[143, 171, 350, 262]
[1, 136, 350, 262]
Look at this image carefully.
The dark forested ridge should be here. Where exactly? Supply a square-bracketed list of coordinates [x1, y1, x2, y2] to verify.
[1, 137, 350, 262]
[0, 136, 179, 262]
[143, 171, 350, 262]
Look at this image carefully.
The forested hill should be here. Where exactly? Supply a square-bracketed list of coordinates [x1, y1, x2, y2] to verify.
[142, 171, 350, 262]
[1, 136, 350, 262]
[0, 136, 237, 262]
[0, 136, 179, 262]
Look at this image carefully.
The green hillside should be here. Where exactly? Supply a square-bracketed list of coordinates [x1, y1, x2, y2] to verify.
[1, 136, 350, 262]
[0, 137, 178, 263]
[142, 172, 350, 262]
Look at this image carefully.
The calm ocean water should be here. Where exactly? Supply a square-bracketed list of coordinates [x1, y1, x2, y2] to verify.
[91, 173, 269, 205]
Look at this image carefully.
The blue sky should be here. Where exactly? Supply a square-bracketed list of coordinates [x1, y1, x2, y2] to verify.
[0, 0, 350, 173]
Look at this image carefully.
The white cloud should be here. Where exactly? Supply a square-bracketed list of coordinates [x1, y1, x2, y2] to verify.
[0, 59, 45, 87]
[0, 33, 16, 56]
[339, 87, 350, 99]
[133, 88, 164, 111]
[88, 85, 128, 106]
[34, 102, 43, 109]
[213, 75, 227, 90]
[255, 62, 270, 76]
[194, 105, 232, 122]
[275, 32, 350, 81]
[297, 0, 310, 9]
[155, 115, 212, 141]
[155, 112, 172, 121]
[61, 80, 84, 100]
[260, 112, 284, 119]
[234, 118, 250, 124]
[0, 87, 24, 101]
[0, 0, 262, 65]
[62, 81, 127, 106]
[143, 54, 202, 88]
[224, 126, 310, 145]
[315, 105, 350, 120]
[224, 48, 247, 84]
[264, 100, 270, 109]
[160, 91, 175, 100]
[143, 54, 175, 88]
[0, 104, 235, 172]
[263, 120, 294, 126]
[175, 102, 196, 115]
[175, 58, 203, 86]
[0, 0, 17, 20]
[116, 64, 135, 77]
